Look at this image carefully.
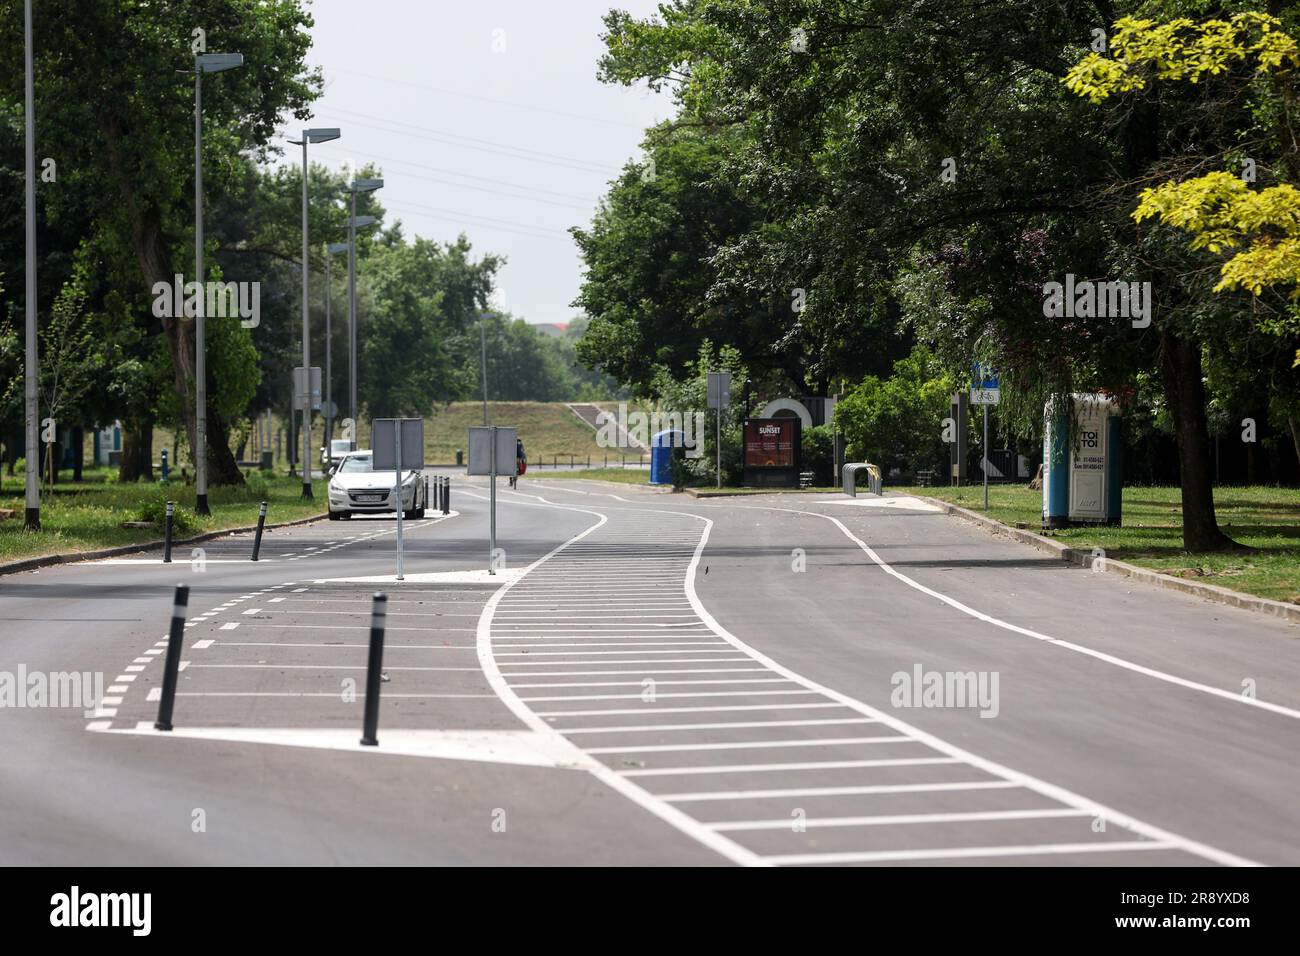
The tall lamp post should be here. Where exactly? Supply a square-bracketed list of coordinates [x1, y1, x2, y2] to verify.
[346, 177, 383, 438]
[325, 241, 349, 462]
[288, 128, 341, 500]
[192, 51, 244, 516]
[22, 0, 38, 530]
[479, 313, 490, 426]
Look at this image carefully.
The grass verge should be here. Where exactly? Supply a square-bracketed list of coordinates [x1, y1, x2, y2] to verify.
[0, 467, 325, 564]
[898, 483, 1300, 605]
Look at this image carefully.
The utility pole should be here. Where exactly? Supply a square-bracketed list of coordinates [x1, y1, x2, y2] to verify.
[23, 0, 39, 531]
[480, 315, 489, 426]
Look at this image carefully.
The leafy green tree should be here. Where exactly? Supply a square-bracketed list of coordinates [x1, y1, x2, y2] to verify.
[360, 236, 500, 418]
[0, 0, 322, 487]
[835, 345, 955, 476]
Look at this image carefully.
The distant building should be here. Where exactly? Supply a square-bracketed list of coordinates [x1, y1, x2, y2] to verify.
[531, 322, 569, 338]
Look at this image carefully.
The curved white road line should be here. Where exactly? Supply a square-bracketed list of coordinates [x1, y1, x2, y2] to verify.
[470, 490, 1258, 867]
[661, 506, 1258, 868]
[691, 498, 1300, 724]
[464, 490, 769, 866]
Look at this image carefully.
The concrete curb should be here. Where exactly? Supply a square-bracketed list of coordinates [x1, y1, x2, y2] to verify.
[0, 511, 328, 578]
[911, 494, 1300, 625]
[684, 487, 835, 499]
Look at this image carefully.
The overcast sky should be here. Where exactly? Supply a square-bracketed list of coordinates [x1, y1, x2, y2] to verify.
[283, 0, 674, 326]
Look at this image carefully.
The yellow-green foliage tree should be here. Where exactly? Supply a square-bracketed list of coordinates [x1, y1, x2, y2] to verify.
[1067, 13, 1300, 366]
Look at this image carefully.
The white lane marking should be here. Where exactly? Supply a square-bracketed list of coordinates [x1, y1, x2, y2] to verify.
[146, 688, 162, 702]
[621, 757, 960, 777]
[192, 639, 214, 649]
[86, 727, 587, 769]
[100, 696, 123, 706]
[132, 657, 152, 664]
[114, 675, 136, 683]
[269, 597, 285, 603]
[534, 703, 848, 717]
[292, 587, 308, 592]
[511, 678, 793, 689]
[242, 608, 261, 616]
[711, 807, 1086, 831]
[219, 623, 240, 631]
[519, 689, 819, 702]
[729, 499, 1300, 722]
[143, 649, 163, 656]
[171, 692, 496, 699]
[509, 668, 772, 677]
[587, 736, 908, 754]
[662, 781, 1022, 802]
[667, 507, 1259, 867]
[465, 490, 771, 868]
[107, 685, 128, 694]
[766, 841, 1174, 866]
[189, 663, 482, 672]
[218, 641, 477, 650]
[124, 665, 145, 673]
[821, 496, 944, 512]
[565, 718, 881, 735]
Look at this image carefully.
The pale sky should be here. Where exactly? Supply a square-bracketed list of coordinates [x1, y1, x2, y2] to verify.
[284, 0, 674, 326]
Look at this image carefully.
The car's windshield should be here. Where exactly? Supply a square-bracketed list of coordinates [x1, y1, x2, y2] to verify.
[337, 455, 373, 473]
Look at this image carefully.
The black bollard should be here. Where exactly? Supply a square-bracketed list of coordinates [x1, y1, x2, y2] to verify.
[442, 476, 450, 515]
[360, 592, 388, 746]
[163, 501, 174, 564]
[154, 584, 189, 731]
[251, 500, 268, 561]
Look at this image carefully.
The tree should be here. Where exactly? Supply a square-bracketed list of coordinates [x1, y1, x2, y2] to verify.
[0, 0, 322, 487]
[588, 0, 1299, 551]
[835, 345, 956, 476]
[360, 236, 500, 418]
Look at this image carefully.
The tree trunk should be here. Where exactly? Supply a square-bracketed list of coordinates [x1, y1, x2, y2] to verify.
[72, 426, 84, 482]
[1289, 414, 1300, 475]
[118, 420, 154, 483]
[1158, 329, 1239, 551]
[119, 425, 144, 482]
[97, 112, 244, 491]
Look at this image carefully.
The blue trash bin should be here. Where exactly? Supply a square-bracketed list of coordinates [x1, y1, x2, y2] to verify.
[650, 429, 685, 485]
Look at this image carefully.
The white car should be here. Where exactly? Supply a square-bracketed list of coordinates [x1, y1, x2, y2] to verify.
[327, 451, 426, 520]
[321, 438, 354, 467]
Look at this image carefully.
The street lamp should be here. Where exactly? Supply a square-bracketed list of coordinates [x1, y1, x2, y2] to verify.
[480, 313, 490, 426]
[346, 177, 383, 433]
[192, 50, 244, 517]
[287, 128, 341, 500]
[325, 241, 349, 462]
[22, 0, 38, 531]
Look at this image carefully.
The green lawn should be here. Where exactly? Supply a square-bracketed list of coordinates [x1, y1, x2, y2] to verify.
[529, 467, 652, 485]
[0, 467, 325, 564]
[898, 483, 1300, 605]
[152, 401, 636, 472]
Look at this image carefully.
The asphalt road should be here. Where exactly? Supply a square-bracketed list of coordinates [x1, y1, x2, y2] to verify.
[1, 475, 1297, 866]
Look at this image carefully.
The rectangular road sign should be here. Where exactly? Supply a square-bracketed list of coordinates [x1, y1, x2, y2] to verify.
[467, 426, 517, 476]
[970, 388, 1000, 405]
[707, 371, 731, 410]
[372, 418, 425, 470]
[292, 367, 321, 411]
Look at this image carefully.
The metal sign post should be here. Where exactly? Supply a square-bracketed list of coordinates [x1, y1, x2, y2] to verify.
[468, 425, 517, 575]
[374, 417, 425, 580]
[489, 426, 497, 574]
[394, 420, 404, 580]
[969, 364, 1000, 511]
[707, 371, 730, 489]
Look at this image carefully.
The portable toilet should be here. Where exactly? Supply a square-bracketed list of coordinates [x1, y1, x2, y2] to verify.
[650, 429, 685, 485]
[1042, 394, 1122, 529]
